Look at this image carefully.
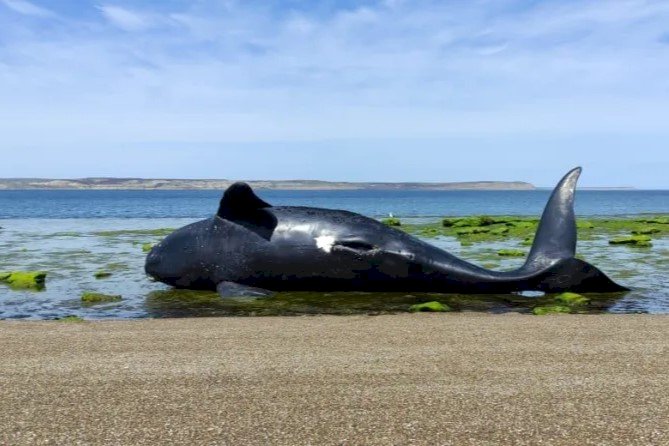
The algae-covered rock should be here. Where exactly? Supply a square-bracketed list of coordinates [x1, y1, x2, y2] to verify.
[636, 217, 669, 225]
[419, 227, 442, 237]
[452, 218, 481, 228]
[141, 243, 155, 253]
[498, 249, 526, 257]
[81, 292, 122, 304]
[409, 301, 451, 312]
[577, 220, 595, 229]
[0, 271, 47, 290]
[381, 217, 402, 227]
[508, 220, 536, 229]
[490, 226, 510, 235]
[442, 217, 466, 227]
[532, 305, 572, 315]
[94, 270, 112, 279]
[609, 235, 652, 247]
[456, 227, 490, 235]
[631, 227, 661, 235]
[555, 292, 590, 306]
[443, 216, 495, 228]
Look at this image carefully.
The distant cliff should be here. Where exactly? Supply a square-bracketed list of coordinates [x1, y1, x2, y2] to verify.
[0, 178, 536, 191]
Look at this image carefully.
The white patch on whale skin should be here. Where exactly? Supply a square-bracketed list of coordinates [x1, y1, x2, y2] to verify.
[315, 235, 336, 253]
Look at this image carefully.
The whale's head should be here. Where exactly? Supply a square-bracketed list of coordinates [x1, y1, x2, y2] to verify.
[145, 219, 219, 289]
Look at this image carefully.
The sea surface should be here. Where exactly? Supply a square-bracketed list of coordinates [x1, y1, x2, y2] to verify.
[1, 189, 668, 319]
[2, 189, 669, 219]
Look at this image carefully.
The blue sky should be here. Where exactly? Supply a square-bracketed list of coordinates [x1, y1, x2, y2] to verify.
[1, 0, 668, 187]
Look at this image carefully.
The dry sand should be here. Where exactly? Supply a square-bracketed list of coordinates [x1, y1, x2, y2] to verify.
[1, 314, 668, 445]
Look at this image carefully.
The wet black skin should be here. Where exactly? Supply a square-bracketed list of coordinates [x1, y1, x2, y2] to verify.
[145, 168, 628, 297]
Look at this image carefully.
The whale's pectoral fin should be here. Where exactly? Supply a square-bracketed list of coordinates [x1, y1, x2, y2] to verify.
[216, 281, 274, 298]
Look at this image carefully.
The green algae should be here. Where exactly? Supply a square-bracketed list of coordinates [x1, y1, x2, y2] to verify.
[609, 235, 652, 247]
[419, 227, 443, 237]
[631, 227, 661, 235]
[0, 271, 47, 290]
[105, 262, 129, 271]
[81, 292, 122, 304]
[94, 270, 112, 279]
[381, 217, 402, 227]
[141, 243, 155, 253]
[409, 301, 451, 312]
[555, 292, 590, 306]
[532, 305, 573, 315]
[490, 226, 510, 235]
[443, 217, 478, 227]
[401, 215, 668, 249]
[636, 216, 669, 225]
[94, 228, 175, 237]
[508, 221, 536, 229]
[577, 221, 595, 230]
[456, 227, 491, 235]
[498, 249, 526, 257]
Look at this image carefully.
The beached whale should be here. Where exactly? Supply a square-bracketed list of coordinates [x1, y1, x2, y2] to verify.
[145, 167, 627, 297]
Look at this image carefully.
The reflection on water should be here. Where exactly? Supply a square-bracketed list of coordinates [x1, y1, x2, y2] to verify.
[0, 218, 667, 320]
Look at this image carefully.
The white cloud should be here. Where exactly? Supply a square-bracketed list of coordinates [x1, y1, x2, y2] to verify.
[98, 4, 151, 31]
[0, 0, 669, 182]
[1, 0, 52, 17]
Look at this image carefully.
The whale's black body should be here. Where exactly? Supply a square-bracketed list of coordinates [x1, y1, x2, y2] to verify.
[145, 168, 627, 297]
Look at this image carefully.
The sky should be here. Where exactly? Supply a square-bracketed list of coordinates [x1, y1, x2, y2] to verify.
[0, 0, 668, 187]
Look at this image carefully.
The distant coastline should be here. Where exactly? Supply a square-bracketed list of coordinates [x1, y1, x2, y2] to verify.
[0, 178, 536, 191]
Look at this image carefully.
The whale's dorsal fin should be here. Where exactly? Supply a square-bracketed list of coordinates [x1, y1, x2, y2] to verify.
[217, 182, 272, 219]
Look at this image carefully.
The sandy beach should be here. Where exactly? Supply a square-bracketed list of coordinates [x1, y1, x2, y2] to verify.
[1, 314, 668, 445]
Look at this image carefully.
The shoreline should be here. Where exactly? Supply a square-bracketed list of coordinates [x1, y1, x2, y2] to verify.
[0, 179, 536, 191]
[2, 313, 668, 445]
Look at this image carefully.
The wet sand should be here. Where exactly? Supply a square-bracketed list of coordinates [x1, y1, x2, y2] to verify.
[1, 314, 668, 445]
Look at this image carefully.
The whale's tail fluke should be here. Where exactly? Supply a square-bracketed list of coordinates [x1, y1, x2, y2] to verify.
[524, 167, 580, 272]
[519, 167, 629, 292]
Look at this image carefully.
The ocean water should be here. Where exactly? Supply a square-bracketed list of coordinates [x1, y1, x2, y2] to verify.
[2, 189, 669, 219]
[1, 189, 668, 319]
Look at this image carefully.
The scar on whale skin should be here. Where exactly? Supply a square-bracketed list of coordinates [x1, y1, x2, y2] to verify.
[315, 235, 336, 253]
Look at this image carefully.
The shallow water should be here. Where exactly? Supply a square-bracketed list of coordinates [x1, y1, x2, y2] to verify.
[1, 218, 667, 319]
